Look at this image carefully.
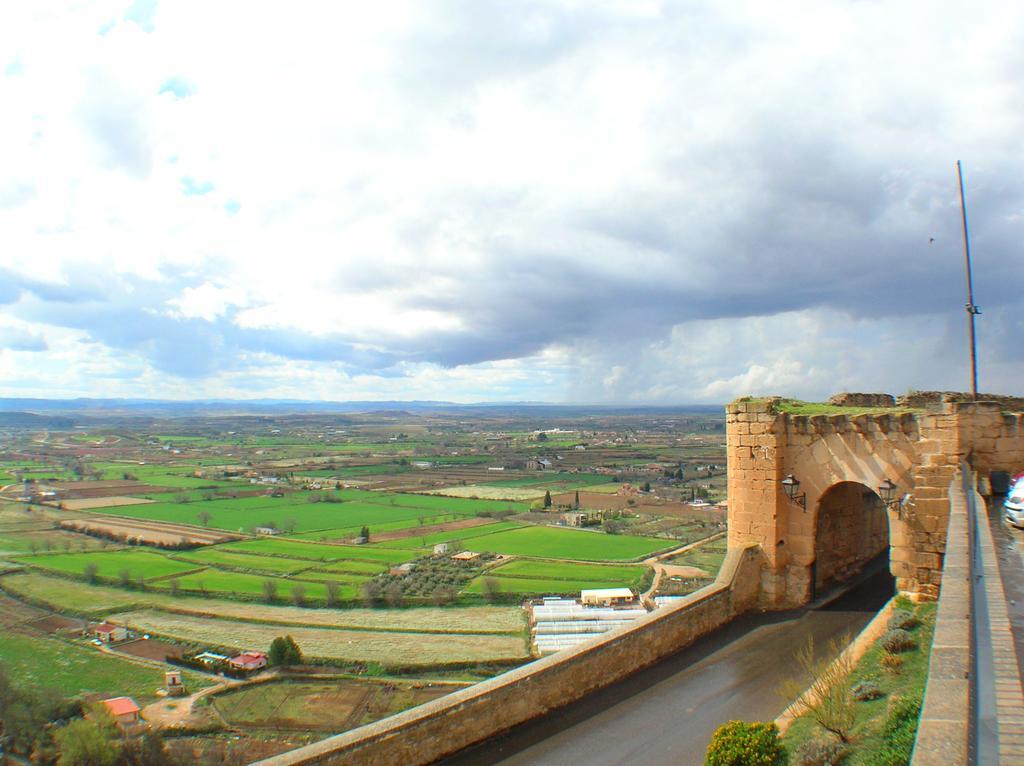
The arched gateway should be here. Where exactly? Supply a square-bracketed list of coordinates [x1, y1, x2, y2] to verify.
[726, 394, 1024, 608]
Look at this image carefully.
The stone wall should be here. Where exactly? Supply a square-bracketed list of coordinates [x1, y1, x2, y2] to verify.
[827, 393, 896, 408]
[252, 545, 765, 766]
[727, 396, 1024, 606]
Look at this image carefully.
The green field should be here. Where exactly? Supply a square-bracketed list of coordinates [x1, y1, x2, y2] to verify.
[0, 632, 210, 701]
[463, 575, 627, 595]
[306, 560, 388, 576]
[171, 549, 316, 575]
[488, 559, 648, 584]
[158, 570, 361, 601]
[1, 572, 526, 633]
[438, 526, 670, 561]
[218, 538, 419, 564]
[21, 549, 201, 581]
[92, 494, 485, 534]
[368, 521, 526, 550]
[288, 515, 450, 541]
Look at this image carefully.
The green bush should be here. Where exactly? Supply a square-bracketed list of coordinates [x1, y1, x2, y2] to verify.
[880, 629, 916, 654]
[888, 609, 918, 631]
[851, 679, 884, 701]
[705, 721, 788, 766]
[794, 738, 847, 766]
[865, 695, 922, 766]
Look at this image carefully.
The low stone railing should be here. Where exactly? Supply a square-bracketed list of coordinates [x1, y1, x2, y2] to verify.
[253, 544, 764, 766]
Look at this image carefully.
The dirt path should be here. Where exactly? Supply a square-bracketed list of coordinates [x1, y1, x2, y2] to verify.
[142, 672, 276, 729]
[640, 533, 726, 604]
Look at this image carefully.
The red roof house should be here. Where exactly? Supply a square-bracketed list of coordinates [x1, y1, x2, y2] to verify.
[101, 697, 141, 726]
[229, 651, 268, 671]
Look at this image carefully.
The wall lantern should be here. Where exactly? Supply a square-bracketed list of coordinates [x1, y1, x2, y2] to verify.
[878, 478, 901, 514]
[781, 474, 806, 511]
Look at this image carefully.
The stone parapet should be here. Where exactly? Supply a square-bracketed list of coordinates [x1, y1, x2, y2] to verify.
[251, 546, 765, 766]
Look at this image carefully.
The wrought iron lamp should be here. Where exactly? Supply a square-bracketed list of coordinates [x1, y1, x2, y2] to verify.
[878, 478, 901, 514]
[781, 474, 806, 511]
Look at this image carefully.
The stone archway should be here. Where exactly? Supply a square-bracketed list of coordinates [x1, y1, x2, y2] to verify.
[812, 481, 889, 594]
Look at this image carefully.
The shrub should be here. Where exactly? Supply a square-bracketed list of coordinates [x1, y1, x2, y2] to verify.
[794, 738, 848, 766]
[851, 680, 884, 701]
[880, 653, 904, 675]
[704, 721, 787, 766]
[865, 695, 922, 766]
[880, 629, 916, 654]
[888, 609, 918, 631]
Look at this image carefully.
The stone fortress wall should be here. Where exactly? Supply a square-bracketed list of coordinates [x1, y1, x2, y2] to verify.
[727, 393, 1024, 607]
[255, 545, 765, 766]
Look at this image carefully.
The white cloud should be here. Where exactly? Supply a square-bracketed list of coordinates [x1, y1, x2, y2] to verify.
[0, 1, 1021, 402]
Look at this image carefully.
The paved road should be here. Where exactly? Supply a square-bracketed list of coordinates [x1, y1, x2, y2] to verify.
[438, 569, 893, 766]
[987, 494, 1024, 680]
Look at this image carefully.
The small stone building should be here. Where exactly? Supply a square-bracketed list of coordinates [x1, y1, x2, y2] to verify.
[101, 697, 141, 729]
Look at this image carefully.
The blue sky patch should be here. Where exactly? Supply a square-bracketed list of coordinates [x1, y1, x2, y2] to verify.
[181, 177, 214, 196]
[159, 77, 194, 99]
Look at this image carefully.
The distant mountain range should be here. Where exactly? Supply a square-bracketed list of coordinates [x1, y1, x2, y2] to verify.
[0, 397, 723, 418]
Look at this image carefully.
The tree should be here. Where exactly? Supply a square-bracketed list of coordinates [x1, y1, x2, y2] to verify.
[261, 579, 278, 603]
[481, 577, 502, 603]
[118, 569, 132, 589]
[197, 511, 212, 527]
[384, 581, 405, 608]
[359, 525, 370, 541]
[282, 518, 297, 534]
[779, 634, 856, 744]
[642, 481, 651, 493]
[83, 562, 99, 584]
[268, 635, 302, 667]
[291, 584, 306, 607]
[325, 581, 341, 607]
[543, 490, 552, 509]
[54, 717, 118, 766]
[361, 580, 383, 606]
[574, 491, 580, 510]
[120, 730, 176, 766]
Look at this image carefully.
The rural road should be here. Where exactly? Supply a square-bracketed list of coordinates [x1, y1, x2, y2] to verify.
[437, 568, 892, 766]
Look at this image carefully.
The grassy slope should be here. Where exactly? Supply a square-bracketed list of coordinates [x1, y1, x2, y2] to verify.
[782, 599, 936, 763]
[0, 632, 210, 702]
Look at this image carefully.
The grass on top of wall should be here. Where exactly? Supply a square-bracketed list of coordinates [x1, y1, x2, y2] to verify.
[774, 399, 923, 417]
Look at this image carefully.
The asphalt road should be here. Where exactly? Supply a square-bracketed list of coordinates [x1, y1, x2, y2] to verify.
[438, 569, 893, 766]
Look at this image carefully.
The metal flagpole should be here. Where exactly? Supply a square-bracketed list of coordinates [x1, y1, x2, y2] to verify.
[956, 160, 980, 400]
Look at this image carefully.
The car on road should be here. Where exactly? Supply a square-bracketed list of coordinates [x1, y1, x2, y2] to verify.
[1005, 477, 1024, 528]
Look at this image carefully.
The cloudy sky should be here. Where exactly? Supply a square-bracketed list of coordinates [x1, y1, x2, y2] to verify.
[1, 1, 1021, 404]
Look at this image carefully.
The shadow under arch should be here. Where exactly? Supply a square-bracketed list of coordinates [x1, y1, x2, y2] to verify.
[811, 480, 892, 600]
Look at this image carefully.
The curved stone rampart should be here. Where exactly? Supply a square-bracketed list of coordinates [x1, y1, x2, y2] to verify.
[251, 544, 764, 766]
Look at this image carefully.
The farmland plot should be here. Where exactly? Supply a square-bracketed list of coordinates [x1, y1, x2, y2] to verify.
[220, 538, 419, 563]
[0, 632, 210, 701]
[445, 526, 671, 561]
[1, 572, 525, 633]
[106, 610, 531, 665]
[488, 559, 648, 584]
[21, 549, 201, 581]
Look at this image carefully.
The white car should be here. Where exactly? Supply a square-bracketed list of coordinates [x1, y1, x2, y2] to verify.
[1005, 478, 1024, 528]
